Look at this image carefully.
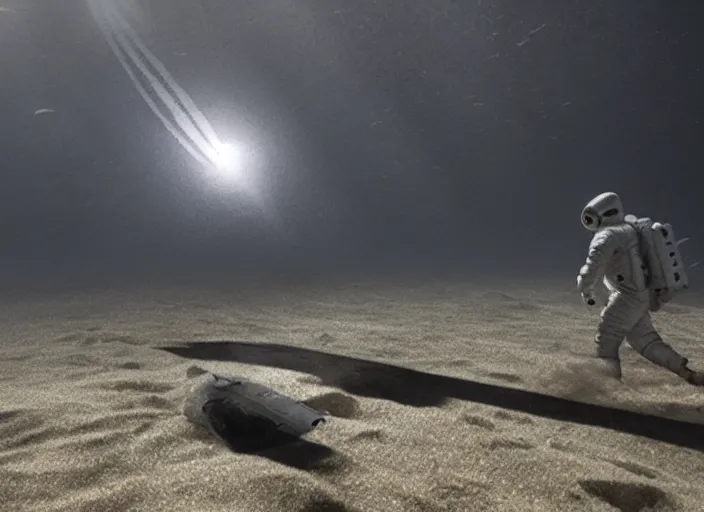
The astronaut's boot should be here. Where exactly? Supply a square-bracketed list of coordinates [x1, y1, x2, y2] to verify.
[593, 357, 622, 380]
[638, 342, 703, 385]
[675, 359, 704, 386]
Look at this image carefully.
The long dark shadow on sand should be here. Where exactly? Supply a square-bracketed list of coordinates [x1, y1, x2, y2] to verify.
[160, 341, 704, 451]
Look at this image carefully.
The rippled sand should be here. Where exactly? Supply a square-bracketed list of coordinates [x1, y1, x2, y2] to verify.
[1, 281, 703, 511]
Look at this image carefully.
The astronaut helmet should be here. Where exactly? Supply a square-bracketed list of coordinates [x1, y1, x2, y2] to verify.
[581, 192, 625, 232]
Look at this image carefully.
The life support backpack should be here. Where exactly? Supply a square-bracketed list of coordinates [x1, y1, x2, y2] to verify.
[625, 215, 689, 306]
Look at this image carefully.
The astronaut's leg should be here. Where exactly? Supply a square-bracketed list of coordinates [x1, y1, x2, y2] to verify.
[593, 292, 642, 379]
[626, 315, 704, 385]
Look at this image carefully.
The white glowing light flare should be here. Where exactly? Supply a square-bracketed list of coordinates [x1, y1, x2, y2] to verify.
[88, 0, 257, 191]
[209, 142, 241, 178]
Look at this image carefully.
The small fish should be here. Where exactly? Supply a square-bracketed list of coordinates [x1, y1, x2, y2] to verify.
[529, 24, 547, 36]
[689, 259, 702, 269]
[34, 108, 55, 116]
[0, 7, 16, 13]
[516, 24, 547, 47]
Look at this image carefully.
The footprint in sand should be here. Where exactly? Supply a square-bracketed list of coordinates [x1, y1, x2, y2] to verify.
[347, 429, 388, 443]
[303, 392, 361, 420]
[605, 459, 659, 480]
[186, 365, 209, 378]
[461, 414, 496, 431]
[578, 480, 675, 512]
[317, 332, 335, 345]
[546, 438, 573, 453]
[493, 410, 535, 425]
[486, 437, 535, 450]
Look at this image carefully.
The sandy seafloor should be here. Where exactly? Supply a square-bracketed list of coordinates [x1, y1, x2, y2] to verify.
[1, 279, 703, 511]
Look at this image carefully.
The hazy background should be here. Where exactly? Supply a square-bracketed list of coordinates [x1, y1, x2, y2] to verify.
[1, 0, 702, 291]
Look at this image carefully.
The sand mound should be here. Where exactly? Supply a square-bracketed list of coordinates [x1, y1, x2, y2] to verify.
[1, 282, 703, 511]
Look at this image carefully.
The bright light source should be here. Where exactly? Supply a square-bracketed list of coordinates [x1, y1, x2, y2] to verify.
[211, 142, 241, 179]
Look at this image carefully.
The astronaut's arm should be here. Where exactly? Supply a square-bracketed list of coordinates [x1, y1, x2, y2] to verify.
[577, 230, 617, 295]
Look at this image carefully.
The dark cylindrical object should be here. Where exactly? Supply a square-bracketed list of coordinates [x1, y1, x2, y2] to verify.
[183, 373, 326, 451]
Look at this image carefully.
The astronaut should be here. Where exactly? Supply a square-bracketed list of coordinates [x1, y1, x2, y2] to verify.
[576, 192, 704, 385]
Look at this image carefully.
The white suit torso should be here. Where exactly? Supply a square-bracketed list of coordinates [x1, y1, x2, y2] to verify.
[579, 223, 647, 296]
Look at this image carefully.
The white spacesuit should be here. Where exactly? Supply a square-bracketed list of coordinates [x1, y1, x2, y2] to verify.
[576, 192, 704, 385]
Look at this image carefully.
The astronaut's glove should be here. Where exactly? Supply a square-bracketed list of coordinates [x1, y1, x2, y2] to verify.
[576, 274, 595, 305]
[581, 292, 596, 306]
